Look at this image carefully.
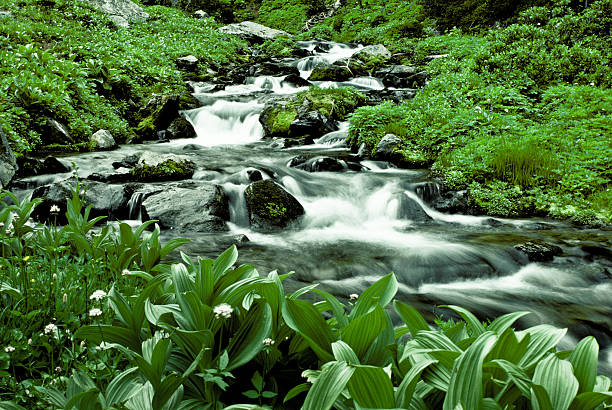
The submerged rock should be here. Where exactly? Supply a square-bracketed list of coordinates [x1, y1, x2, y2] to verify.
[514, 241, 563, 262]
[141, 185, 229, 232]
[218, 21, 290, 43]
[244, 180, 304, 231]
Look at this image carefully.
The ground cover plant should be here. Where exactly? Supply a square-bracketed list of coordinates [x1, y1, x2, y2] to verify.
[0, 182, 610, 408]
[0, 0, 246, 154]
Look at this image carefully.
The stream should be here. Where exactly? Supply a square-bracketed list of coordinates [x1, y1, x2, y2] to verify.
[16, 40, 612, 374]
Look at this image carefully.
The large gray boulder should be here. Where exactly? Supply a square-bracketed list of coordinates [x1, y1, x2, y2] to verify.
[218, 21, 290, 43]
[141, 185, 229, 232]
[90, 129, 117, 150]
[244, 180, 304, 231]
[31, 180, 132, 223]
[352, 44, 391, 62]
[85, 0, 149, 27]
[0, 127, 17, 188]
[130, 152, 196, 182]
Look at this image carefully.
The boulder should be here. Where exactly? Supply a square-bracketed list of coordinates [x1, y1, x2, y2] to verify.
[430, 190, 469, 214]
[393, 193, 432, 222]
[292, 156, 347, 172]
[41, 118, 73, 145]
[352, 44, 391, 62]
[130, 152, 196, 182]
[166, 117, 196, 139]
[218, 21, 290, 44]
[0, 126, 17, 188]
[347, 45, 392, 75]
[224, 168, 264, 184]
[514, 241, 563, 262]
[84, 0, 149, 27]
[90, 129, 117, 150]
[374, 133, 403, 160]
[42, 157, 71, 174]
[141, 185, 229, 232]
[193, 10, 209, 19]
[133, 94, 180, 142]
[289, 110, 337, 142]
[282, 74, 311, 88]
[31, 180, 132, 223]
[112, 154, 140, 169]
[251, 61, 299, 77]
[87, 167, 132, 184]
[244, 180, 304, 231]
[176, 55, 199, 72]
[308, 62, 352, 81]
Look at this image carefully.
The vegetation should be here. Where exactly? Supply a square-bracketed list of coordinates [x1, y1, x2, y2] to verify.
[0, 187, 610, 409]
[0, 0, 246, 155]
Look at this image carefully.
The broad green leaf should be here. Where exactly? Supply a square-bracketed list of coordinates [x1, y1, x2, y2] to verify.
[332, 341, 360, 364]
[283, 298, 334, 361]
[75, 325, 140, 351]
[284, 383, 310, 403]
[481, 398, 502, 410]
[347, 365, 395, 408]
[342, 304, 387, 360]
[415, 331, 461, 352]
[594, 375, 611, 392]
[144, 300, 181, 326]
[63, 388, 101, 410]
[0, 401, 27, 410]
[487, 311, 530, 335]
[571, 391, 612, 410]
[517, 325, 566, 370]
[532, 354, 578, 410]
[443, 322, 468, 344]
[105, 367, 143, 406]
[441, 305, 486, 337]
[212, 245, 238, 282]
[303, 361, 355, 410]
[350, 273, 398, 319]
[395, 359, 437, 408]
[227, 301, 272, 370]
[487, 359, 532, 398]
[443, 332, 497, 410]
[313, 289, 348, 328]
[0, 283, 21, 300]
[531, 384, 553, 410]
[568, 336, 598, 394]
[394, 301, 429, 337]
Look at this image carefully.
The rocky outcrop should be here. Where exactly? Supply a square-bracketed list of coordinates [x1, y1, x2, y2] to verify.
[348, 44, 392, 75]
[288, 155, 347, 172]
[218, 21, 290, 43]
[308, 62, 352, 81]
[244, 180, 304, 231]
[514, 241, 563, 262]
[133, 94, 181, 142]
[176, 55, 199, 72]
[130, 152, 196, 182]
[166, 117, 196, 140]
[84, 0, 149, 27]
[31, 180, 132, 223]
[90, 129, 117, 150]
[141, 185, 229, 232]
[0, 127, 17, 188]
[41, 118, 73, 145]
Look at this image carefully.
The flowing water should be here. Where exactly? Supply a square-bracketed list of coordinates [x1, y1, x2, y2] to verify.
[17, 40, 612, 374]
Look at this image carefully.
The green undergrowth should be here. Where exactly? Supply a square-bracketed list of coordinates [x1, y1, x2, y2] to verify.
[347, 2, 611, 224]
[1, 188, 611, 409]
[0, 0, 246, 155]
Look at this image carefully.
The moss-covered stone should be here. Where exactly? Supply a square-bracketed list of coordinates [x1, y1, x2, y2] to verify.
[259, 104, 298, 137]
[308, 63, 352, 81]
[244, 179, 304, 231]
[130, 153, 196, 182]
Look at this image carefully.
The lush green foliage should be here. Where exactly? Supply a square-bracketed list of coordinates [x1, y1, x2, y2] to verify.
[348, 2, 611, 223]
[1, 192, 610, 408]
[256, 0, 310, 33]
[0, 0, 246, 154]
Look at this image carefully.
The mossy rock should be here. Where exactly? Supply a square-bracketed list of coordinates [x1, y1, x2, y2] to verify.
[259, 104, 297, 138]
[130, 153, 196, 182]
[244, 179, 304, 231]
[308, 63, 353, 81]
[133, 95, 180, 141]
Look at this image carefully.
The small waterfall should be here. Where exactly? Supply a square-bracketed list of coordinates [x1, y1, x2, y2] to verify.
[344, 76, 385, 90]
[184, 100, 264, 146]
[223, 183, 249, 226]
[127, 192, 144, 221]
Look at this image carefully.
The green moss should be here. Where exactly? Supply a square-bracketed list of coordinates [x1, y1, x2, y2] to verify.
[130, 159, 194, 182]
[265, 203, 287, 218]
[295, 87, 367, 121]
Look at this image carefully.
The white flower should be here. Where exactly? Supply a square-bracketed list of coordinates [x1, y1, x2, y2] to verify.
[213, 303, 233, 319]
[262, 338, 275, 346]
[4, 346, 15, 353]
[53, 273, 57, 281]
[89, 308, 103, 317]
[79, 341, 85, 349]
[590, 82, 595, 86]
[504, 108, 509, 113]
[121, 269, 130, 276]
[349, 293, 359, 301]
[55, 366, 62, 372]
[96, 342, 111, 351]
[89, 290, 107, 301]
[27, 338, 32, 345]
[474, 106, 483, 113]
[44, 323, 58, 334]
[50, 205, 60, 213]
[62, 293, 68, 303]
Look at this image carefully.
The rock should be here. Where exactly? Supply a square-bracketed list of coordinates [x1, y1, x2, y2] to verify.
[112, 154, 140, 169]
[348, 45, 392, 75]
[41, 118, 73, 145]
[90, 129, 117, 150]
[282, 74, 311, 88]
[374, 133, 403, 159]
[365, 89, 418, 105]
[87, 167, 132, 184]
[258, 101, 295, 138]
[251, 61, 299, 77]
[375, 65, 418, 78]
[130, 152, 196, 182]
[393, 193, 432, 221]
[0, 126, 17, 188]
[292, 156, 347, 172]
[430, 190, 469, 214]
[308, 62, 352, 81]
[232, 234, 250, 244]
[42, 157, 71, 174]
[84, 0, 149, 27]
[31, 179, 132, 223]
[141, 185, 229, 232]
[413, 182, 441, 203]
[182, 143, 204, 151]
[289, 110, 337, 142]
[244, 180, 304, 231]
[133, 94, 180, 142]
[514, 241, 563, 262]
[176, 55, 199, 72]
[353, 44, 392, 62]
[193, 10, 209, 19]
[166, 117, 196, 139]
[224, 168, 264, 184]
[383, 71, 427, 88]
[218, 21, 291, 44]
